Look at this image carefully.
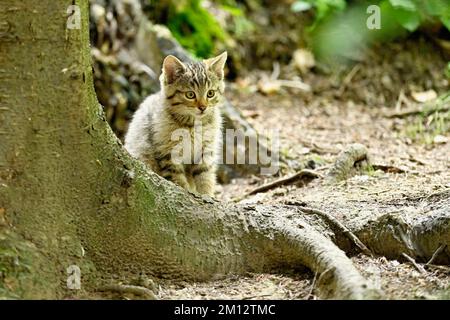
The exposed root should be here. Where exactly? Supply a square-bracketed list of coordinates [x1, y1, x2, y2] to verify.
[296, 205, 373, 257]
[326, 144, 369, 182]
[279, 222, 379, 299]
[352, 203, 450, 264]
[251, 207, 381, 299]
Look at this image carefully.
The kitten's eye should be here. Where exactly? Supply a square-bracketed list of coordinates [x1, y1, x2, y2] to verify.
[207, 90, 215, 98]
[185, 91, 196, 99]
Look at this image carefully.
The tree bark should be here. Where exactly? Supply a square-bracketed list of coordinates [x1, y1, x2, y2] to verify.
[0, 0, 380, 299]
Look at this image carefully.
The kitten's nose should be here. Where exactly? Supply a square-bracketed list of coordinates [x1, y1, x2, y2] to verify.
[198, 105, 206, 112]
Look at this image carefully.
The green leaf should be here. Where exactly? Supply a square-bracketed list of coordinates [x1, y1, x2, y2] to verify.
[220, 4, 243, 17]
[446, 62, 450, 79]
[389, 0, 417, 11]
[394, 7, 421, 31]
[423, 0, 449, 16]
[441, 14, 450, 31]
[291, 1, 312, 12]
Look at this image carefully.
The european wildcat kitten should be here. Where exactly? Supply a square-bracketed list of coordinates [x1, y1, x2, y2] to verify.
[124, 52, 227, 196]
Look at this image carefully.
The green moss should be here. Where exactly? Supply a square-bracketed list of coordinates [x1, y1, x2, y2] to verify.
[0, 229, 53, 299]
[166, 0, 227, 58]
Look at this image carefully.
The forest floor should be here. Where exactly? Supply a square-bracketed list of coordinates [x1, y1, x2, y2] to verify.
[155, 86, 449, 300]
[91, 98, 450, 299]
[90, 34, 449, 299]
[157, 50, 449, 299]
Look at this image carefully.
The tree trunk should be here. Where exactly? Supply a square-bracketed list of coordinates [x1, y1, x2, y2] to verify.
[0, 0, 379, 299]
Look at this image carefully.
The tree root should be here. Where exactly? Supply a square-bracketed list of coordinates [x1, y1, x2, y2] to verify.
[295, 205, 373, 257]
[326, 144, 369, 182]
[352, 203, 450, 264]
[249, 207, 381, 299]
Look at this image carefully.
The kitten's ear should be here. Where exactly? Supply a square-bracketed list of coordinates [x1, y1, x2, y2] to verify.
[204, 51, 227, 79]
[162, 55, 186, 84]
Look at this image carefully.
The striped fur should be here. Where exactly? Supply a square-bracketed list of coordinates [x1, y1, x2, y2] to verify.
[124, 53, 227, 196]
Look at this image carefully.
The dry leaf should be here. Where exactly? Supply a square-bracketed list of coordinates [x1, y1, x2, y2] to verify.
[433, 135, 448, 144]
[258, 79, 281, 95]
[411, 90, 437, 103]
[292, 49, 315, 73]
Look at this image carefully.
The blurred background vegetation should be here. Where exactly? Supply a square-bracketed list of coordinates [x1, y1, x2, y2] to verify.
[143, 0, 450, 63]
[89, 0, 449, 141]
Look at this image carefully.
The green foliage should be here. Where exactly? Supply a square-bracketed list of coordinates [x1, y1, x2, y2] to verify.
[165, 0, 227, 58]
[162, 0, 253, 58]
[383, 0, 450, 32]
[404, 93, 450, 144]
[294, 0, 450, 64]
[292, 0, 450, 33]
[405, 110, 449, 144]
[291, 0, 346, 28]
[219, 1, 254, 39]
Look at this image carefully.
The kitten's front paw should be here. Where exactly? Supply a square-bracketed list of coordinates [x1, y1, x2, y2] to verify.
[196, 186, 215, 198]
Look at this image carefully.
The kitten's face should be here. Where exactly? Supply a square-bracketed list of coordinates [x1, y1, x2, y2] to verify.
[161, 53, 227, 121]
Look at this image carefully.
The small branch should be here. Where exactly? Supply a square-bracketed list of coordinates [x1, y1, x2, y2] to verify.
[270, 61, 280, 80]
[299, 139, 339, 155]
[401, 253, 426, 274]
[242, 293, 273, 300]
[394, 88, 407, 112]
[425, 244, 447, 266]
[97, 284, 158, 300]
[233, 169, 321, 202]
[305, 272, 318, 300]
[248, 169, 321, 195]
[276, 79, 311, 91]
[386, 105, 449, 118]
[297, 205, 373, 257]
[371, 164, 406, 174]
[338, 64, 361, 95]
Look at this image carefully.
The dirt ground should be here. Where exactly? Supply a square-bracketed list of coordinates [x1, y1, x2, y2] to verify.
[153, 88, 449, 300]
[156, 47, 449, 300]
[92, 39, 449, 300]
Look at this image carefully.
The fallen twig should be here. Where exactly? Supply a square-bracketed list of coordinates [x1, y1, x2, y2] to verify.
[401, 253, 426, 274]
[242, 293, 273, 300]
[299, 139, 340, 155]
[338, 64, 361, 95]
[233, 169, 321, 202]
[248, 169, 321, 195]
[371, 164, 406, 174]
[296, 205, 373, 257]
[97, 284, 158, 299]
[385, 92, 450, 118]
[426, 244, 447, 266]
[305, 272, 318, 300]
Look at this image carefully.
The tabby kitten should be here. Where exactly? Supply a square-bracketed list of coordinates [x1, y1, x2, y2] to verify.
[124, 52, 227, 196]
